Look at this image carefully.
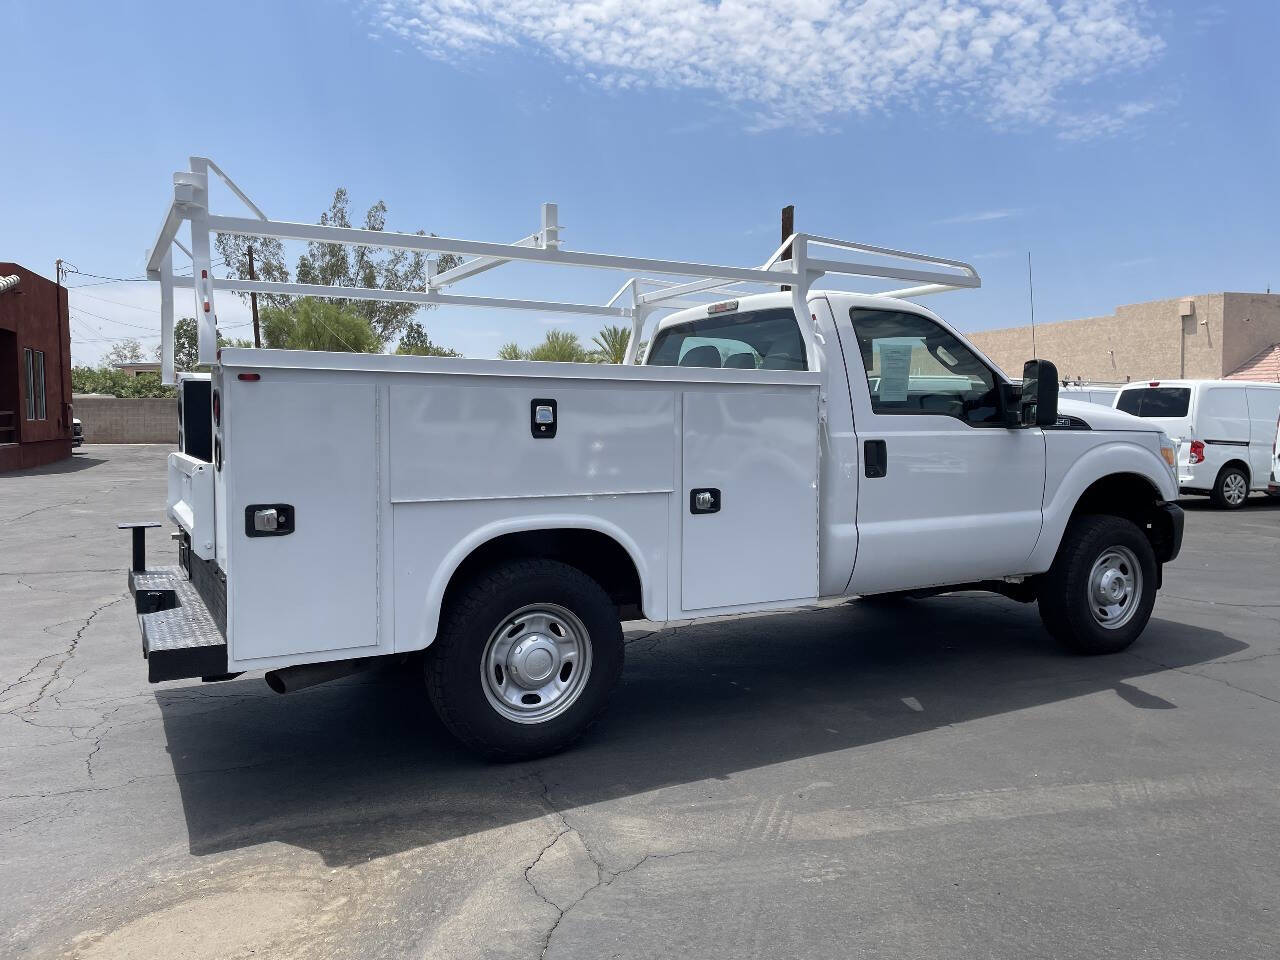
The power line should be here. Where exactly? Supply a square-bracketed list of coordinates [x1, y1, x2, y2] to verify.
[69, 289, 165, 313]
[70, 305, 158, 331]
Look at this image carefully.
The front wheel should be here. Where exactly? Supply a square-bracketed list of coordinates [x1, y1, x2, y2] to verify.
[1038, 515, 1158, 655]
[426, 559, 623, 760]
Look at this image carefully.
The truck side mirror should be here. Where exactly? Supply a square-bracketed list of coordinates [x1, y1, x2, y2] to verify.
[1020, 359, 1059, 427]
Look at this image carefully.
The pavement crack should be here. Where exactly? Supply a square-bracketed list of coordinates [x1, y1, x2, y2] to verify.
[2, 497, 89, 525]
[1127, 650, 1280, 709]
[1, 597, 124, 717]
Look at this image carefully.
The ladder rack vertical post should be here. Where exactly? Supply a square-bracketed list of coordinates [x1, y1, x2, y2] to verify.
[186, 158, 219, 366]
[159, 247, 175, 385]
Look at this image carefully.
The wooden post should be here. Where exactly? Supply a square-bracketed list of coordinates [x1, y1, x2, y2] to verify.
[780, 204, 795, 292]
[248, 244, 261, 349]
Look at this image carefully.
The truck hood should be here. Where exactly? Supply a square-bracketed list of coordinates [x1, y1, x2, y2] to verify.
[1057, 398, 1162, 433]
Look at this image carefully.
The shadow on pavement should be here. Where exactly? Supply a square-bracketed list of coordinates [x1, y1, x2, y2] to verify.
[1179, 495, 1280, 512]
[155, 595, 1244, 866]
[3, 453, 108, 476]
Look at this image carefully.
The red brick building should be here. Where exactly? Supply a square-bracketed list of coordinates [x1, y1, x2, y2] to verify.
[1, 263, 73, 470]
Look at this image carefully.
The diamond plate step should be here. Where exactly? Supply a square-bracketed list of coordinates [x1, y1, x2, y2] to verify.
[129, 566, 228, 683]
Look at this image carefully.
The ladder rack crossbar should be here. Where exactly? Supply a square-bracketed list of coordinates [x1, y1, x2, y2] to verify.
[143, 156, 981, 377]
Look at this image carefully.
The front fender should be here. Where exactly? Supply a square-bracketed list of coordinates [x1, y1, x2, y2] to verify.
[1026, 437, 1177, 572]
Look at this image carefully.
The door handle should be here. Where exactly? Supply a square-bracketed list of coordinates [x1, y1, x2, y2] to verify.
[690, 488, 721, 514]
[864, 440, 887, 478]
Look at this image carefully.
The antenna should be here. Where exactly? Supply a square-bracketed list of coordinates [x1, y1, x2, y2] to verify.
[1027, 251, 1037, 358]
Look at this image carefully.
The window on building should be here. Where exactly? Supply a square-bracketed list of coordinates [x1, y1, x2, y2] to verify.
[24, 348, 47, 421]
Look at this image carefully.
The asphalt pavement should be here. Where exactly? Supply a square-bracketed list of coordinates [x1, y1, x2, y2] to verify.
[2, 445, 1278, 959]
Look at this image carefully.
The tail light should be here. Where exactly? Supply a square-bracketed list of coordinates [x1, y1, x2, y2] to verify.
[212, 389, 220, 427]
[1189, 440, 1205, 464]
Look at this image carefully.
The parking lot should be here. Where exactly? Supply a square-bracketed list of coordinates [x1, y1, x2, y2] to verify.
[2, 444, 1278, 959]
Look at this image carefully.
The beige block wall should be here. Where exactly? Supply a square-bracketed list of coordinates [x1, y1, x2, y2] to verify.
[72, 396, 177, 444]
[970, 294, 1227, 382]
[1222, 293, 1280, 375]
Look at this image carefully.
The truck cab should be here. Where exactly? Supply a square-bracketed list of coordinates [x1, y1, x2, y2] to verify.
[646, 290, 1182, 600]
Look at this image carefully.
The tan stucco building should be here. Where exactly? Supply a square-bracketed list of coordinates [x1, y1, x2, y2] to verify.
[969, 292, 1280, 384]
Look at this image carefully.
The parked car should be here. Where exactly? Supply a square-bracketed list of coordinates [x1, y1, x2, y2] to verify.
[1114, 379, 1280, 508]
[71, 417, 83, 448]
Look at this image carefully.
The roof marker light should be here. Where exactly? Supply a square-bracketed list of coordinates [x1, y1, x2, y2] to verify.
[1149, 381, 1160, 387]
[238, 373, 261, 382]
[708, 299, 738, 315]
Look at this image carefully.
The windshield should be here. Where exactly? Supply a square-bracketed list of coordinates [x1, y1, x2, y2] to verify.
[646, 308, 806, 370]
[1115, 387, 1191, 418]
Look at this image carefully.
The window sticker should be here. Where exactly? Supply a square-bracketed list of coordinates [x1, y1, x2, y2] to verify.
[877, 343, 913, 403]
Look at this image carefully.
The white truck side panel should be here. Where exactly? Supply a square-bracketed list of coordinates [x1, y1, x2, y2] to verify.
[388, 381, 675, 500]
[680, 389, 819, 610]
[225, 380, 383, 666]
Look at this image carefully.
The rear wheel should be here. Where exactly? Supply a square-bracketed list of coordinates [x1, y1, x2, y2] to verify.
[426, 559, 623, 760]
[1210, 465, 1250, 509]
[1038, 515, 1157, 655]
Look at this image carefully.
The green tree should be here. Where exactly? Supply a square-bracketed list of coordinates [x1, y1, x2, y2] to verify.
[214, 233, 291, 310]
[152, 317, 253, 371]
[72, 366, 173, 398]
[497, 341, 526, 360]
[395, 320, 461, 357]
[591, 324, 632, 364]
[527, 329, 592, 362]
[294, 189, 461, 347]
[260, 298, 381, 353]
[104, 339, 145, 366]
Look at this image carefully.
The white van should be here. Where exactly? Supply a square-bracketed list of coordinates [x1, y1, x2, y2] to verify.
[1114, 379, 1280, 508]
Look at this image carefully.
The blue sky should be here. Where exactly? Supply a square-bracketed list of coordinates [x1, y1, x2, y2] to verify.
[0, 0, 1275, 367]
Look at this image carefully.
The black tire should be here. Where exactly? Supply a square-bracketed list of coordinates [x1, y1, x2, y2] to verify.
[1210, 464, 1250, 509]
[426, 559, 623, 761]
[1038, 514, 1158, 655]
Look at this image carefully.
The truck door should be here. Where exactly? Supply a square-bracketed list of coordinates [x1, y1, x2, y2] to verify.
[836, 307, 1046, 595]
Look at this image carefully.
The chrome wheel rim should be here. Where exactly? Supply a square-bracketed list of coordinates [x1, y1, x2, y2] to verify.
[481, 603, 592, 724]
[1087, 545, 1142, 630]
[1223, 473, 1247, 505]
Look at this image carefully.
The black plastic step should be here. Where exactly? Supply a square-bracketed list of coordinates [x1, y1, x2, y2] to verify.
[129, 566, 228, 683]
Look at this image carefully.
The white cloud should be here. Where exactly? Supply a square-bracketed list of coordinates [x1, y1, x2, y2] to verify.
[1055, 99, 1157, 141]
[371, 0, 1164, 136]
[935, 208, 1024, 225]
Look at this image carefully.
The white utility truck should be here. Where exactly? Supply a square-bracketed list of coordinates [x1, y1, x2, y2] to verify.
[123, 158, 1184, 759]
[1113, 379, 1280, 508]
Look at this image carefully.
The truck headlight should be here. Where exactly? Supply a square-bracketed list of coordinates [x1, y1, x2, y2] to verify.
[1159, 435, 1178, 474]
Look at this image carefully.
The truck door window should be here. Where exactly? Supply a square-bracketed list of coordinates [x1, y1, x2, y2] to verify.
[646, 308, 807, 370]
[849, 308, 1001, 426]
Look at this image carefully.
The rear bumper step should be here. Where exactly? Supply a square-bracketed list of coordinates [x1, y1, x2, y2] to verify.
[129, 566, 228, 682]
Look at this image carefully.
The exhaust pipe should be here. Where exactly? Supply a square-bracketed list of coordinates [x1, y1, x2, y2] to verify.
[265, 656, 377, 694]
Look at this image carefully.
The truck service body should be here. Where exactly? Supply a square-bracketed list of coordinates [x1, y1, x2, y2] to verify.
[125, 157, 1184, 758]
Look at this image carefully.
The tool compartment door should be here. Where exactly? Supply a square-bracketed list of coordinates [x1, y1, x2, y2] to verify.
[226, 380, 382, 665]
[680, 387, 819, 612]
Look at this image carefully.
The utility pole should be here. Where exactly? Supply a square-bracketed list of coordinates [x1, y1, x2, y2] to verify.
[780, 204, 795, 292]
[55, 259, 70, 432]
[247, 244, 261, 348]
